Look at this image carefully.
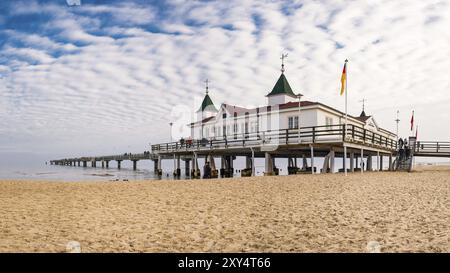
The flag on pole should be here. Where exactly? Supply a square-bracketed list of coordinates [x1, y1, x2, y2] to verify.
[410, 110, 414, 131]
[415, 125, 418, 139]
[340, 62, 347, 96]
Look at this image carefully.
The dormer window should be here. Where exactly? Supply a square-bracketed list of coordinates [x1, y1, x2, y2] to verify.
[223, 113, 227, 119]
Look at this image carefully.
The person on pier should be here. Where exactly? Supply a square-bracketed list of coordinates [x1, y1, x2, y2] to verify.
[398, 138, 404, 160]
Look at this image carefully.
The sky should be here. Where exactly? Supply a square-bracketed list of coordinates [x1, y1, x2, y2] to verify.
[1, 0, 450, 164]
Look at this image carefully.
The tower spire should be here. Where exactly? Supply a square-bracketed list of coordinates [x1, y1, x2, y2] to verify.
[359, 98, 367, 117]
[280, 53, 288, 73]
[205, 78, 209, 94]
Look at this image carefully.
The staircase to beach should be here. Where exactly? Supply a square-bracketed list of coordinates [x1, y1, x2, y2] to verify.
[396, 155, 414, 171]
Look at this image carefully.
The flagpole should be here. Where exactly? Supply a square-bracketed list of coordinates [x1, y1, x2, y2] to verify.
[345, 59, 348, 137]
[344, 59, 348, 176]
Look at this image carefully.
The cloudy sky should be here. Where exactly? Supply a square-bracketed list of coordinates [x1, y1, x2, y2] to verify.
[1, 0, 450, 163]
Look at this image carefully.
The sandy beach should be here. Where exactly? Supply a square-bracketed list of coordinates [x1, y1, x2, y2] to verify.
[1, 165, 450, 253]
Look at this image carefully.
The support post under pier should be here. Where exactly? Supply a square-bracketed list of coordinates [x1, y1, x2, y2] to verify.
[173, 155, 181, 177]
[157, 156, 162, 176]
[350, 152, 354, 172]
[191, 153, 200, 178]
[389, 154, 393, 171]
[360, 149, 364, 174]
[264, 153, 273, 176]
[184, 159, 191, 176]
[343, 146, 347, 175]
[367, 155, 373, 171]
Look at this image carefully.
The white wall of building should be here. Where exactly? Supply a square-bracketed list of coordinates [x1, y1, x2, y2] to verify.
[267, 94, 296, 106]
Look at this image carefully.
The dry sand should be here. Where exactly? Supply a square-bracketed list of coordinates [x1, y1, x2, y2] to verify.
[1, 165, 450, 253]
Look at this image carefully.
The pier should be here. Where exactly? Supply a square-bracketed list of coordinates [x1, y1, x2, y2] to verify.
[51, 124, 408, 177]
[50, 126, 450, 178]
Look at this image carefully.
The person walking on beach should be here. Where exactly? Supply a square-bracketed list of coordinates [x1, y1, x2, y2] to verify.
[203, 162, 211, 179]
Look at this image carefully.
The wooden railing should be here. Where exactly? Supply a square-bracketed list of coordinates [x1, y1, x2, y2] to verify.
[58, 153, 155, 163]
[414, 141, 450, 154]
[151, 124, 397, 153]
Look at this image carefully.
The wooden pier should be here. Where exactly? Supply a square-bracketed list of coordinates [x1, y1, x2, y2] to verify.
[51, 124, 404, 177]
[51, 124, 450, 177]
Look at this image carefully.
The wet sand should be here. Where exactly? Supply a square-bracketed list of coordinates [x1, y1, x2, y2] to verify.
[1, 165, 449, 252]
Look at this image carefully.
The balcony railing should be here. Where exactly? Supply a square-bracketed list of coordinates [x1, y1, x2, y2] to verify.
[151, 124, 397, 153]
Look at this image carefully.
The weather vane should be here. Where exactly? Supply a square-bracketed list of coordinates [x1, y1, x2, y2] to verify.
[281, 53, 288, 73]
[359, 98, 367, 112]
[205, 79, 209, 94]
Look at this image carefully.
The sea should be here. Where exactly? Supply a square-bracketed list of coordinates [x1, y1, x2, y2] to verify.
[0, 157, 275, 181]
[0, 155, 448, 181]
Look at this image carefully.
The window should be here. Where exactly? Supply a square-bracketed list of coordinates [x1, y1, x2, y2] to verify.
[288, 116, 299, 129]
[325, 117, 333, 129]
[223, 113, 227, 119]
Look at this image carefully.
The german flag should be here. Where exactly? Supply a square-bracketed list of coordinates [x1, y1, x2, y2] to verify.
[340, 61, 347, 96]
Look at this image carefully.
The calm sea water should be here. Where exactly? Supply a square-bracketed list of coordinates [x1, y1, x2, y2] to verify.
[0, 157, 278, 181]
[0, 156, 447, 181]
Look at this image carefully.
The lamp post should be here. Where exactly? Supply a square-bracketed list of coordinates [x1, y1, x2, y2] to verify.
[296, 93, 304, 143]
[169, 122, 173, 142]
[395, 110, 400, 140]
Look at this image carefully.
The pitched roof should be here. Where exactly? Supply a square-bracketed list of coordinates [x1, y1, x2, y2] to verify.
[222, 104, 252, 115]
[197, 93, 218, 112]
[189, 116, 215, 126]
[278, 100, 319, 110]
[266, 73, 297, 97]
[355, 115, 371, 122]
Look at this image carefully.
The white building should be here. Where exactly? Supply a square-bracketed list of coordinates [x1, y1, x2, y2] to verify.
[189, 67, 396, 144]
